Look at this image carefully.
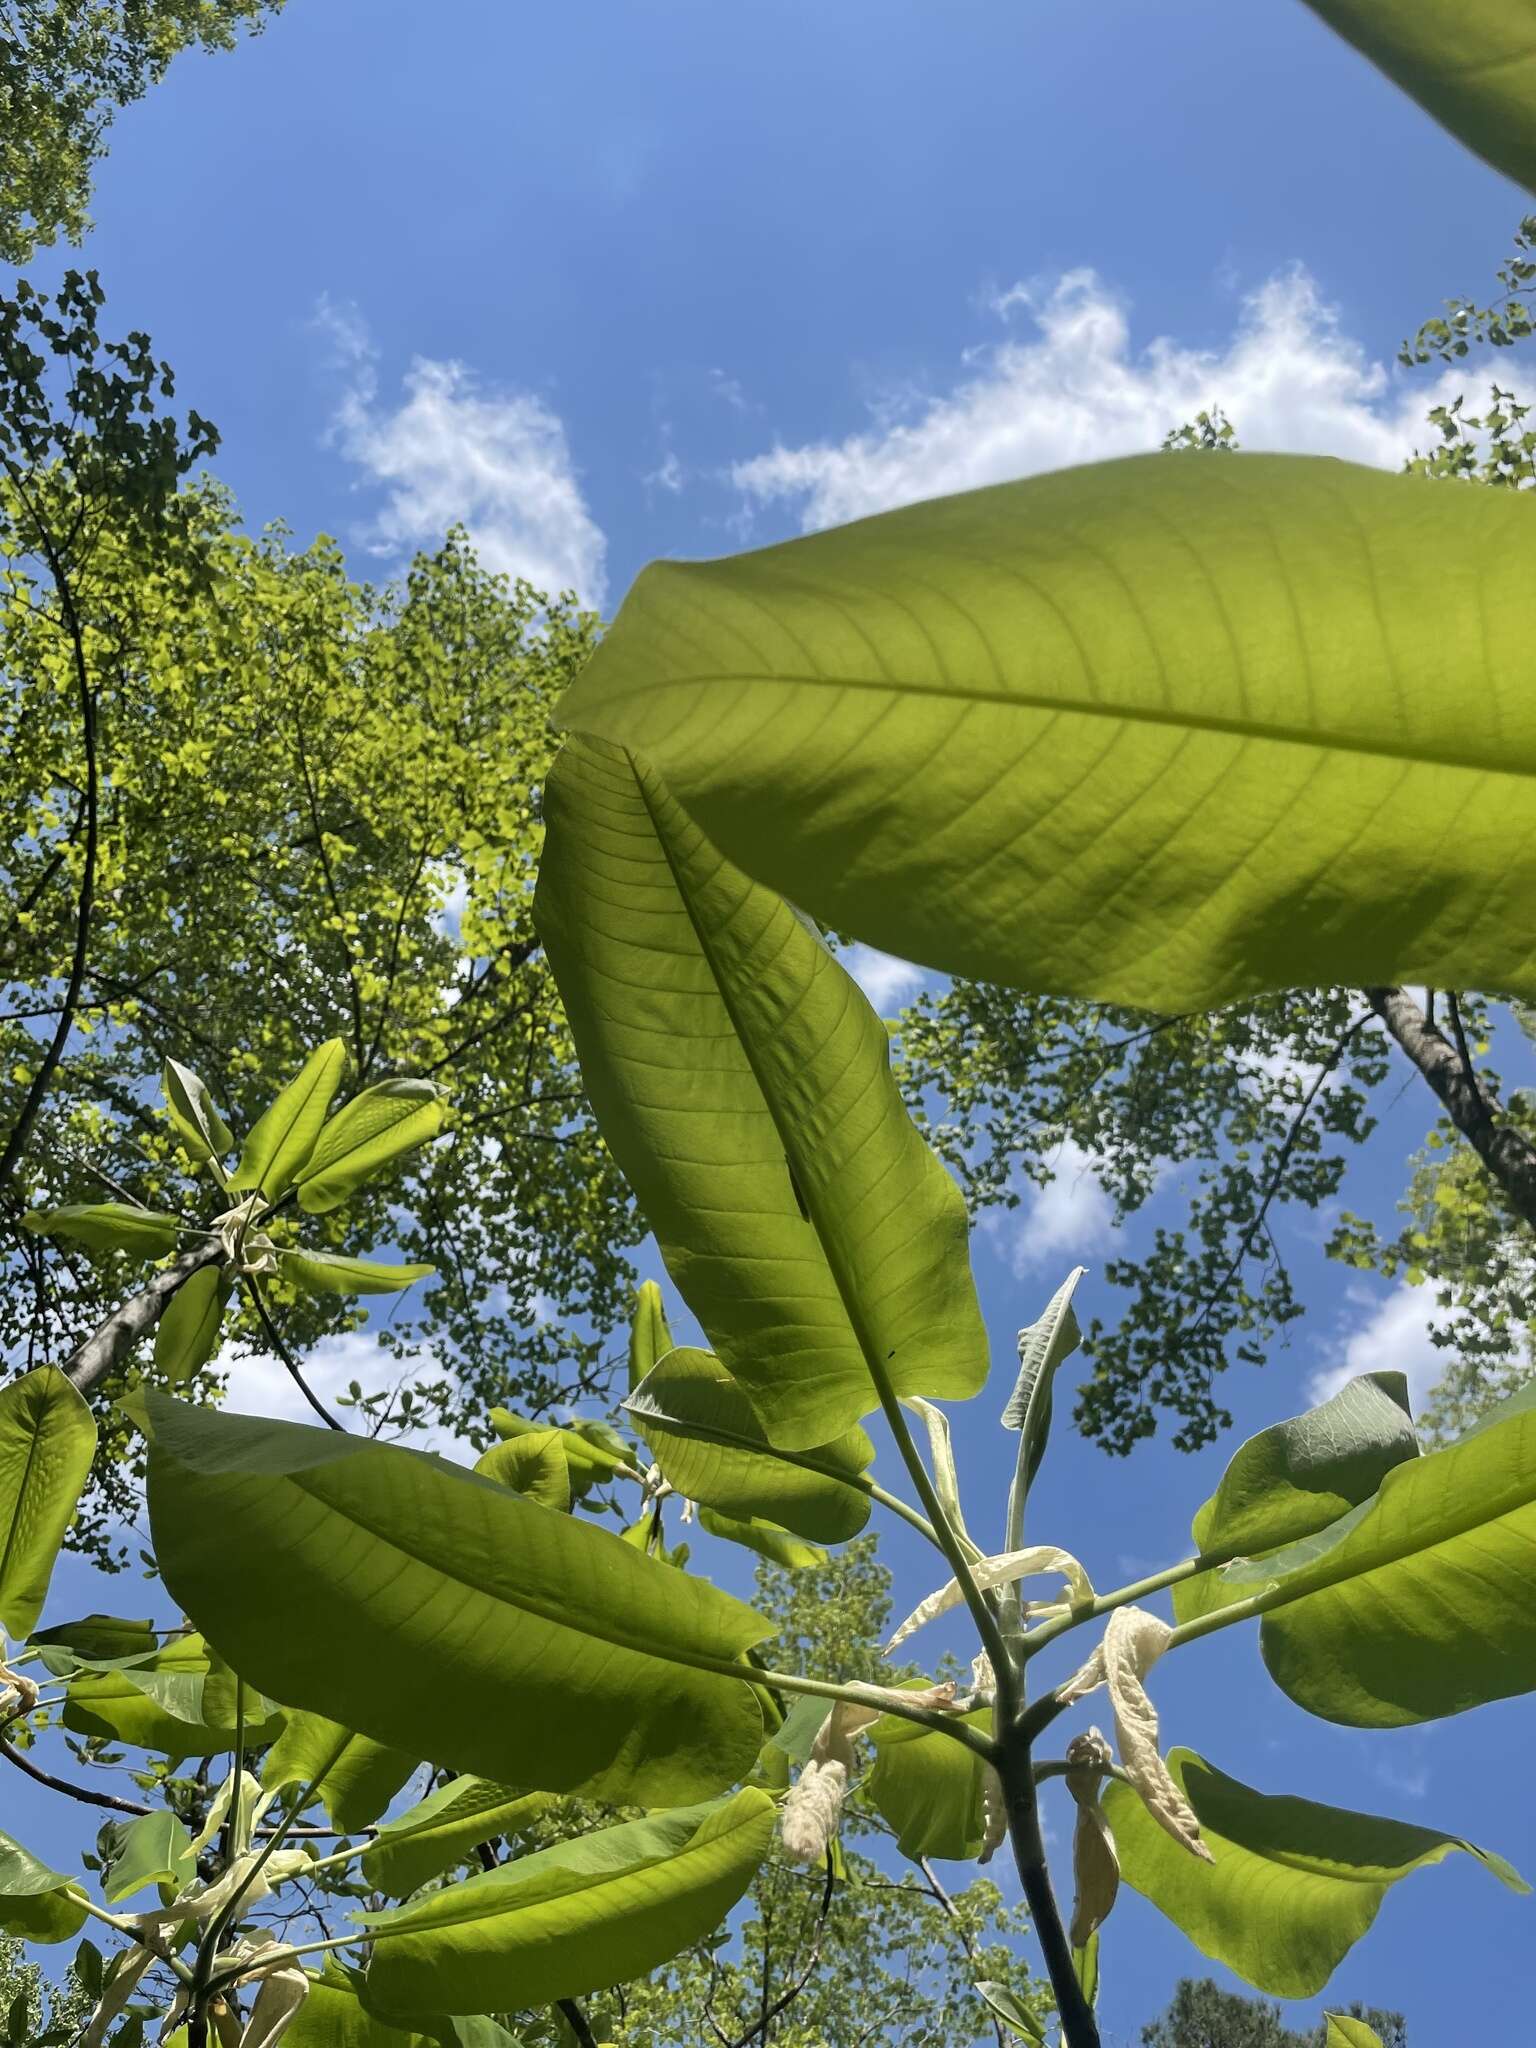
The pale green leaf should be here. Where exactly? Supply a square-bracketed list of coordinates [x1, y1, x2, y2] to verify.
[0, 1830, 85, 1944]
[1303, 1, 1536, 196]
[1002, 1267, 1084, 1488]
[161, 1057, 233, 1169]
[293, 1079, 446, 1215]
[485, 1409, 628, 1497]
[140, 1394, 768, 1803]
[625, 1347, 873, 1541]
[231, 1039, 349, 1199]
[362, 1778, 553, 1898]
[1104, 1747, 1524, 1997]
[104, 1809, 195, 1902]
[279, 1250, 436, 1297]
[360, 1790, 775, 2015]
[975, 1981, 1046, 2044]
[22, 1203, 179, 1257]
[153, 1267, 233, 1384]
[696, 1506, 826, 1569]
[474, 1433, 570, 1512]
[627, 1279, 675, 1394]
[1325, 2020, 1386, 2048]
[288, 1963, 526, 2045]
[865, 1698, 994, 1862]
[62, 1629, 286, 1758]
[555, 456, 1536, 1010]
[262, 1710, 417, 1835]
[1174, 1372, 1419, 1625]
[0, 1366, 95, 1637]
[535, 736, 988, 1451]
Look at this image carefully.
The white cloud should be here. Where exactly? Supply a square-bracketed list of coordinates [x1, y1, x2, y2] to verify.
[315, 297, 607, 607]
[732, 266, 1476, 532]
[1005, 1139, 1115, 1278]
[1308, 1282, 1445, 1411]
[842, 942, 926, 1013]
[227, 1328, 477, 1461]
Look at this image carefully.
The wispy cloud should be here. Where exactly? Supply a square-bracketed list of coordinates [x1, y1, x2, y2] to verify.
[732, 266, 1474, 532]
[314, 296, 607, 607]
[842, 943, 927, 1014]
[1308, 1281, 1445, 1411]
[1000, 1139, 1115, 1279]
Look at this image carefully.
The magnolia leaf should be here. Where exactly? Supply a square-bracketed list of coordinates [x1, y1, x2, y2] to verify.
[865, 1698, 995, 1862]
[901, 1396, 974, 1552]
[1324, 2020, 1386, 2048]
[0, 1367, 96, 1637]
[286, 1965, 525, 2044]
[535, 736, 988, 1452]
[103, 1809, 195, 1903]
[293, 1080, 446, 1215]
[1002, 1268, 1084, 1493]
[279, 1251, 436, 1297]
[0, 1830, 85, 1944]
[231, 1039, 349, 1199]
[1254, 1391, 1536, 1724]
[1303, 1, 1536, 197]
[153, 1266, 233, 1384]
[627, 1280, 675, 1394]
[31, 1613, 156, 1666]
[262, 1711, 417, 1835]
[474, 1434, 570, 1512]
[161, 1057, 233, 1169]
[696, 1506, 826, 1569]
[485, 1411, 626, 1498]
[62, 1629, 286, 1758]
[22, 1203, 179, 1257]
[362, 1778, 553, 1898]
[975, 1981, 1046, 2044]
[140, 1395, 768, 1803]
[1104, 1747, 1524, 1997]
[626, 1347, 873, 1541]
[554, 455, 1536, 1011]
[360, 1790, 775, 2015]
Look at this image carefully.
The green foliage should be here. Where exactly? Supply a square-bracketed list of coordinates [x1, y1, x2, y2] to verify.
[1141, 1979, 1405, 2048]
[0, 1, 286, 263]
[0, 1365, 94, 1634]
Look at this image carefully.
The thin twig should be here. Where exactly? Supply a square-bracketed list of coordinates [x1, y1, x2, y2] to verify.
[244, 1278, 347, 1431]
[0, 1735, 151, 1815]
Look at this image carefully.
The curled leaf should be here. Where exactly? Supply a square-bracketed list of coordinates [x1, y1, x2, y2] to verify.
[886, 1547, 1093, 1653]
[780, 1757, 849, 1864]
[1065, 1727, 1120, 1948]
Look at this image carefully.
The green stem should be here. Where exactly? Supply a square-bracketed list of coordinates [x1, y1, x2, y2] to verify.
[1022, 1553, 1217, 1660]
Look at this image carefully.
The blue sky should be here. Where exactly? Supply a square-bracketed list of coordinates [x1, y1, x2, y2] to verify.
[15, 2, 1536, 2041]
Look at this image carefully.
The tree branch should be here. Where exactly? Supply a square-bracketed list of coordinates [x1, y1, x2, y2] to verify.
[64, 1238, 224, 1393]
[1, 1735, 150, 1815]
[1366, 985, 1536, 1228]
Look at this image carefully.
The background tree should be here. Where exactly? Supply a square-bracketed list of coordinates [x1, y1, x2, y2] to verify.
[1141, 1978, 1406, 2048]
[0, 1, 287, 264]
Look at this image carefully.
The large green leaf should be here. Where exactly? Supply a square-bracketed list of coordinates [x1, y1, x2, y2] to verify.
[153, 1266, 233, 1383]
[865, 1699, 994, 1862]
[360, 1790, 775, 2015]
[289, 1964, 527, 2046]
[140, 1395, 768, 1803]
[293, 1080, 447, 1215]
[103, 1809, 195, 1902]
[362, 1778, 554, 1898]
[0, 1831, 84, 1944]
[696, 1506, 825, 1568]
[161, 1057, 233, 1170]
[1104, 1748, 1524, 1997]
[0, 1366, 96, 1637]
[231, 1038, 348, 1199]
[474, 1433, 570, 1511]
[1173, 1373, 1419, 1625]
[1302, 1, 1536, 197]
[62, 1629, 286, 1757]
[535, 735, 987, 1451]
[262, 1710, 418, 1834]
[1254, 1391, 1536, 1724]
[626, 1347, 873, 1541]
[627, 1280, 675, 1393]
[555, 456, 1536, 1009]
[21, 1203, 179, 1257]
[279, 1251, 436, 1297]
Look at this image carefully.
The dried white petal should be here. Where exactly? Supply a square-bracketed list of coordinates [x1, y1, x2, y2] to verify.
[0, 1655, 38, 1725]
[781, 1758, 849, 1863]
[190, 1767, 263, 1857]
[83, 1946, 155, 2048]
[885, 1548, 1094, 1653]
[1065, 1727, 1120, 1947]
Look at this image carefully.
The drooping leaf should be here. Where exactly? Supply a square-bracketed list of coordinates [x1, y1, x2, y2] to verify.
[0, 1366, 96, 1637]
[231, 1039, 349, 1200]
[1104, 1747, 1524, 1997]
[140, 1395, 768, 1803]
[555, 455, 1536, 1010]
[362, 1779, 553, 1899]
[485, 1410, 627, 1497]
[288, 1963, 526, 2045]
[625, 1347, 873, 1541]
[536, 736, 987, 1451]
[21, 1203, 180, 1257]
[293, 1080, 447, 1216]
[1302, 1, 1536, 197]
[627, 1280, 675, 1394]
[62, 1629, 285, 1757]
[279, 1251, 436, 1297]
[1173, 1372, 1419, 1625]
[0, 1831, 85, 1944]
[1254, 1391, 1536, 1724]
[103, 1809, 195, 1903]
[474, 1434, 570, 1512]
[262, 1710, 418, 1835]
[696, 1506, 826, 1569]
[153, 1266, 233, 1383]
[360, 1790, 775, 2015]
[161, 1057, 233, 1170]
[865, 1699, 994, 1862]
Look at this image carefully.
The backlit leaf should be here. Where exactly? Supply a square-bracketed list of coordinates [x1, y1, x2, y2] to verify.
[0, 1367, 95, 1637]
[231, 1039, 349, 1200]
[280, 1251, 436, 1297]
[293, 1080, 446, 1215]
[362, 1779, 554, 1899]
[262, 1710, 418, 1835]
[153, 1266, 233, 1383]
[22, 1204, 179, 1257]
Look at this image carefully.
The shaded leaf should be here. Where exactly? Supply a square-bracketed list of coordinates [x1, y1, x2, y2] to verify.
[627, 1280, 675, 1394]
[0, 1831, 84, 1944]
[161, 1058, 233, 1169]
[262, 1711, 418, 1835]
[1002, 1268, 1084, 1490]
[976, 1981, 1046, 2044]
[696, 1506, 826, 1569]
[866, 1698, 994, 1862]
[103, 1809, 195, 1902]
[362, 1779, 553, 1899]
[536, 736, 987, 1450]
[62, 1629, 285, 1757]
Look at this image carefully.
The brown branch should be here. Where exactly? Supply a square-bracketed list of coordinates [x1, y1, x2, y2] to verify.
[1, 1735, 151, 1815]
[1366, 986, 1536, 1228]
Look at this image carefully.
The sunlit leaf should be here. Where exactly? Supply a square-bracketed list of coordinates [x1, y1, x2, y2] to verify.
[280, 1251, 436, 1297]
[22, 1203, 179, 1257]
[696, 1506, 826, 1569]
[293, 1080, 446, 1215]
[161, 1057, 233, 1170]
[865, 1697, 994, 1862]
[0, 1831, 85, 1944]
[62, 1629, 285, 1758]
[474, 1433, 570, 1512]
[262, 1710, 418, 1835]
[231, 1039, 349, 1200]
[0, 1367, 95, 1638]
[103, 1809, 195, 1903]
[627, 1280, 675, 1394]
[153, 1266, 233, 1384]
[362, 1779, 553, 1899]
